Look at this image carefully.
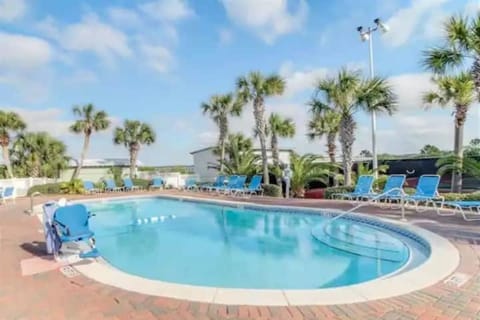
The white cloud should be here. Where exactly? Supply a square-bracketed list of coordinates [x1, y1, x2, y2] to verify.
[219, 28, 233, 45]
[388, 72, 434, 111]
[220, 0, 308, 44]
[383, 0, 448, 47]
[140, 0, 194, 22]
[66, 69, 98, 84]
[139, 43, 175, 73]
[279, 61, 329, 97]
[465, 1, 480, 15]
[39, 14, 132, 64]
[423, 11, 448, 40]
[107, 7, 142, 28]
[5, 107, 71, 137]
[0, 0, 27, 22]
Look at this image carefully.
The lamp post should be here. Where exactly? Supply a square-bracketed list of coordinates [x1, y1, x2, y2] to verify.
[357, 18, 389, 178]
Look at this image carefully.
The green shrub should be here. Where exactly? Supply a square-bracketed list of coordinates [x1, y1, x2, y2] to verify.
[60, 179, 84, 194]
[263, 184, 282, 197]
[442, 191, 480, 201]
[324, 186, 355, 199]
[373, 175, 388, 191]
[27, 183, 62, 195]
[132, 178, 150, 189]
[404, 187, 416, 195]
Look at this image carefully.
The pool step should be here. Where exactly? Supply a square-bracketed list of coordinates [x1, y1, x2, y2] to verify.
[311, 221, 409, 262]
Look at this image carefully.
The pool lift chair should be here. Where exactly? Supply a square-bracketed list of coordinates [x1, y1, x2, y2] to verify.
[43, 202, 99, 260]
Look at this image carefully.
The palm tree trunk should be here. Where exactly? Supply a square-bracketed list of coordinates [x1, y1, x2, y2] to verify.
[271, 132, 281, 186]
[452, 104, 467, 193]
[327, 132, 337, 186]
[129, 144, 140, 178]
[339, 114, 356, 186]
[219, 118, 228, 173]
[472, 56, 480, 96]
[71, 134, 90, 180]
[254, 98, 269, 184]
[1, 145, 14, 178]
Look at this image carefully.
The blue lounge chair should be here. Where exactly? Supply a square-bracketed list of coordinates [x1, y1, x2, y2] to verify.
[362, 175, 406, 202]
[184, 178, 198, 191]
[223, 175, 247, 195]
[123, 177, 141, 191]
[150, 177, 164, 190]
[438, 201, 480, 221]
[0, 186, 15, 204]
[232, 175, 263, 196]
[53, 204, 98, 258]
[400, 175, 443, 211]
[332, 175, 375, 200]
[213, 175, 238, 192]
[104, 179, 124, 192]
[83, 181, 100, 194]
[202, 175, 226, 192]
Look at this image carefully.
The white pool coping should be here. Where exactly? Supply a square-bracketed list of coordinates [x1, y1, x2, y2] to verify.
[40, 194, 460, 306]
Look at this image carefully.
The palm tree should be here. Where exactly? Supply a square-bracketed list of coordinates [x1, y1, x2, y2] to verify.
[70, 104, 110, 180]
[423, 72, 477, 192]
[0, 111, 26, 178]
[423, 14, 480, 96]
[289, 153, 334, 198]
[419, 144, 444, 156]
[237, 71, 286, 184]
[268, 113, 295, 186]
[307, 105, 341, 165]
[12, 132, 68, 178]
[114, 120, 156, 178]
[311, 69, 396, 186]
[201, 94, 243, 173]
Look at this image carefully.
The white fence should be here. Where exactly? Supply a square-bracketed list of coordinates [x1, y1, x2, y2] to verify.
[0, 178, 57, 197]
[137, 172, 198, 189]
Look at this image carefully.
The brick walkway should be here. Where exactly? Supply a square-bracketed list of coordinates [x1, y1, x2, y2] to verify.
[1, 191, 480, 319]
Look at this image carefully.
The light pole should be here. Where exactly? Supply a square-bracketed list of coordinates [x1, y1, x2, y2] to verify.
[357, 18, 389, 178]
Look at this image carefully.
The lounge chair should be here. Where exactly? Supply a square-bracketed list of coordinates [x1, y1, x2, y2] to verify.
[53, 204, 99, 258]
[202, 175, 226, 192]
[184, 178, 198, 191]
[223, 175, 247, 195]
[150, 177, 164, 190]
[397, 175, 443, 211]
[123, 177, 141, 191]
[104, 179, 124, 192]
[0, 186, 15, 204]
[213, 175, 238, 193]
[83, 181, 101, 194]
[232, 175, 263, 196]
[362, 175, 406, 202]
[332, 175, 375, 200]
[438, 201, 480, 221]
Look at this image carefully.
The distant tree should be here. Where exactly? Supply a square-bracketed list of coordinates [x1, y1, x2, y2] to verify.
[70, 104, 110, 180]
[237, 71, 286, 184]
[0, 111, 26, 178]
[359, 150, 373, 158]
[419, 144, 443, 156]
[465, 139, 480, 158]
[114, 120, 156, 178]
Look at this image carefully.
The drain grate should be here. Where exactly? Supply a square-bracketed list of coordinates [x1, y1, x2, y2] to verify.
[443, 272, 471, 287]
[60, 265, 80, 278]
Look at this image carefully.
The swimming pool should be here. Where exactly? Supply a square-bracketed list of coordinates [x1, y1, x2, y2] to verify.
[87, 196, 430, 290]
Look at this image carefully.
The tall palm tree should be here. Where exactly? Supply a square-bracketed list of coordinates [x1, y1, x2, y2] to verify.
[268, 113, 295, 186]
[423, 14, 480, 95]
[423, 72, 477, 192]
[311, 69, 396, 186]
[237, 71, 286, 184]
[201, 93, 243, 173]
[114, 120, 156, 178]
[307, 105, 341, 165]
[70, 104, 110, 180]
[0, 111, 26, 178]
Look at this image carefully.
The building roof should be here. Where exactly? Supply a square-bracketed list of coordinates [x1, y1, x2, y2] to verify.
[190, 146, 294, 155]
[68, 158, 143, 168]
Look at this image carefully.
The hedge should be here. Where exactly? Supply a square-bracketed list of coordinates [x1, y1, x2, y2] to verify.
[324, 186, 354, 199]
[441, 191, 480, 201]
[263, 184, 282, 197]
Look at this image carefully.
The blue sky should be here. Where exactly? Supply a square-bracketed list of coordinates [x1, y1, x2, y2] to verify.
[1, 0, 480, 165]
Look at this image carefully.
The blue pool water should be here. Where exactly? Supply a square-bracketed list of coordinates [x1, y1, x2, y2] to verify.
[87, 197, 429, 289]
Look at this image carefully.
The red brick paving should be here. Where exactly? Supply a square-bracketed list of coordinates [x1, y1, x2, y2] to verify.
[1, 191, 480, 319]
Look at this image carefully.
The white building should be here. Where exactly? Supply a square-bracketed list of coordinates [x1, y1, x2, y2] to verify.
[60, 158, 143, 182]
[190, 147, 293, 182]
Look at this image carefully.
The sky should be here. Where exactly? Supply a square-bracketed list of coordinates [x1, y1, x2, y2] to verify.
[1, 0, 480, 165]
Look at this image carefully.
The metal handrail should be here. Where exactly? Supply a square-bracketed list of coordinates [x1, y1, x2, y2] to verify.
[325, 187, 407, 229]
[25, 191, 42, 215]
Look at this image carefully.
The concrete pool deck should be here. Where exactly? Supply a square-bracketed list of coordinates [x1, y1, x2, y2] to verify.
[1, 190, 480, 319]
